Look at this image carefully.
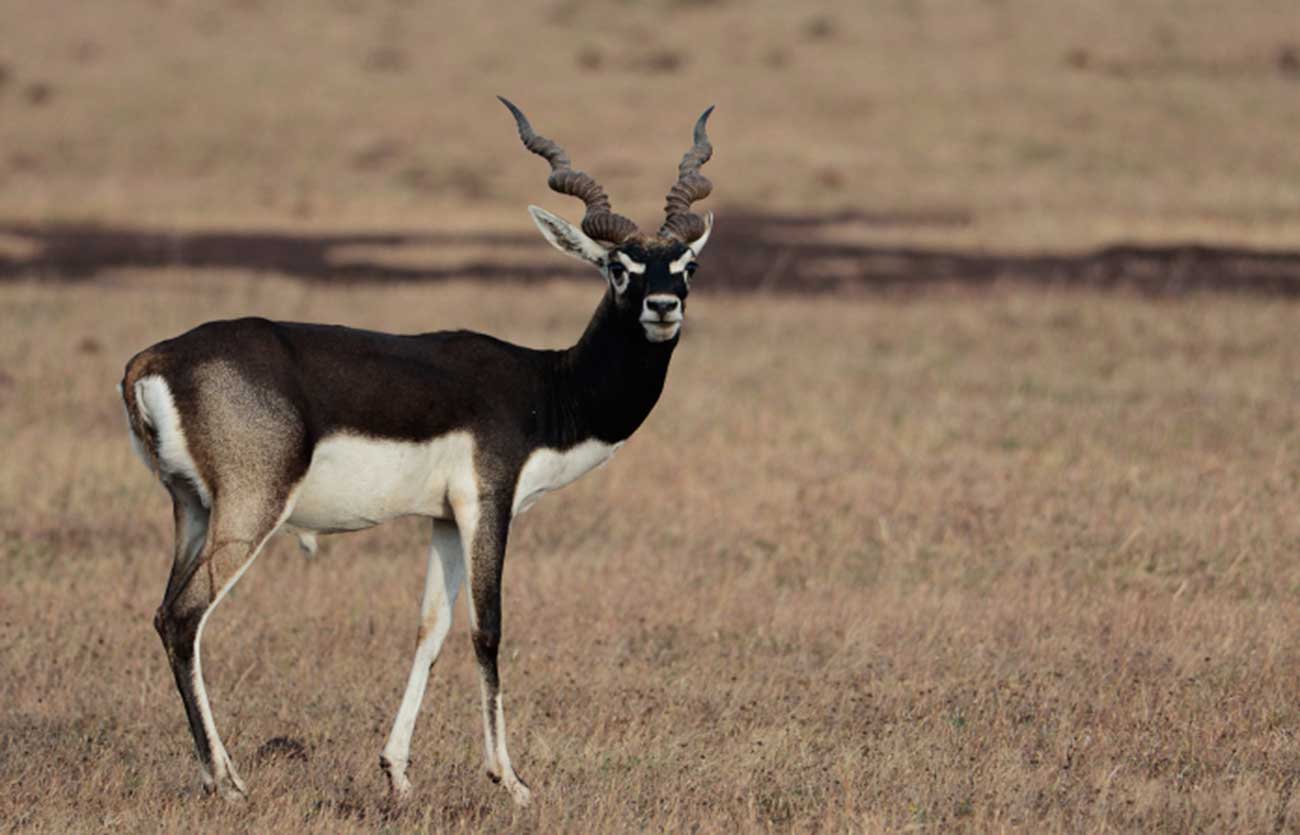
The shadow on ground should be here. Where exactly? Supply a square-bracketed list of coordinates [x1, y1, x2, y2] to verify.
[3, 211, 1300, 295]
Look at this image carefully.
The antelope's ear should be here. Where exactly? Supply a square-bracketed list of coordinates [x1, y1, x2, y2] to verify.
[529, 206, 610, 265]
[687, 211, 714, 256]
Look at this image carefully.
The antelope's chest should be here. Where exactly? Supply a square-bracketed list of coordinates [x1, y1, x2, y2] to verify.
[513, 439, 623, 515]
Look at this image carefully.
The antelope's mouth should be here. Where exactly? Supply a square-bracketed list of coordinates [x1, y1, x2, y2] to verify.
[641, 320, 681, 342]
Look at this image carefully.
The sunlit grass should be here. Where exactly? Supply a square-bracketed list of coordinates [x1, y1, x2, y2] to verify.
[1, 274, 1296, 832]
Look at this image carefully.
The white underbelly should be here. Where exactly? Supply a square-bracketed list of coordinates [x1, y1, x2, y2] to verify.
[286, 431, 474, 532]
[513, 439, 623, 515]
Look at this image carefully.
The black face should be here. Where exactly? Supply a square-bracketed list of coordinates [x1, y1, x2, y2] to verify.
[604, 240, 699, 344]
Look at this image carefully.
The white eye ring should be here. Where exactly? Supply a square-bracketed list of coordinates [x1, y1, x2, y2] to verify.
[607, 263, 629, 293]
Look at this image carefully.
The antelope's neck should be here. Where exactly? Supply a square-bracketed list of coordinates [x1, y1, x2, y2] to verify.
[545, 291, 676, 447]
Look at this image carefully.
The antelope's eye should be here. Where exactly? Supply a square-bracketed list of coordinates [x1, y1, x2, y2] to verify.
[685, 261, 699, 277]
[608, 260, 626, 278]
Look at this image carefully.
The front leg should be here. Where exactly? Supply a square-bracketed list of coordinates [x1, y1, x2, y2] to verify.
[380, 519, 465, 799]
[451, 489, 531, 806]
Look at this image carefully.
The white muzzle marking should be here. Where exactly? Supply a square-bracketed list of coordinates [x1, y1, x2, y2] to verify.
[640, 293, 683, 342]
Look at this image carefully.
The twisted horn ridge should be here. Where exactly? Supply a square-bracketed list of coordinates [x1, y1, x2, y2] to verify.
[498, 96, 640, 246]
[659, 105, 715, 243]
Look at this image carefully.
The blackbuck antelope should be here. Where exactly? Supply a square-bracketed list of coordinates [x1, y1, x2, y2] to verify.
[119, 98, 715, 806]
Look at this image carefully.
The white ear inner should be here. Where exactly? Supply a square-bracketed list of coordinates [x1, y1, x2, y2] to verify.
[528, 205, 610, 265]
[615, 252, 647, 274]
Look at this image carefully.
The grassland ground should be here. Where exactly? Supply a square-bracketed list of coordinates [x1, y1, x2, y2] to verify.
[2, 0, 1299, 830]
[1, 273, 1296, 832]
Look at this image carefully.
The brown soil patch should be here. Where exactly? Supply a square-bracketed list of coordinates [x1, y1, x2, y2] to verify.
[4, 212, 1300, 296]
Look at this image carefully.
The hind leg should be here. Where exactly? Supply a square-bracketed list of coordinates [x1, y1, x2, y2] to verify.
[154, 481, 212, 786]
[154, 483, 294, 799]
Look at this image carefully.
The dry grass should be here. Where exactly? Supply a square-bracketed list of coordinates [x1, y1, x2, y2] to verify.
[1, 1, 1299, 831]
[1, 273, 1297, 832]
[1, 1, 1300, 248]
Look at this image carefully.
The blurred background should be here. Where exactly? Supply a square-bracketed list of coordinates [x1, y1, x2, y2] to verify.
[2, 0, 1299, 278]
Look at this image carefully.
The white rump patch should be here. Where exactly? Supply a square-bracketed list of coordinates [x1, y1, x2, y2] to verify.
[286, 431, 475, 533]
[513, 439, 623, 515]
[131, 375, 213, 506]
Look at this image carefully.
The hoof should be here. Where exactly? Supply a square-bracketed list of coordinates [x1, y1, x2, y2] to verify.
[218, 783, 248, 803]
[202, 764, 248, 802]
[211, 775, 248, 802]
[486, 764, 530, 806]
[380, 756, 412, 801]
[506, 780, 532, 807]
[388, 776, 413, 802]
[217, 756, 248, 801]
[500, 770, 531, 807]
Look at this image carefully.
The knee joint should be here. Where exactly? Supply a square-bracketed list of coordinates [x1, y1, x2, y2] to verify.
[472, 627, 501, 655]
[154, 604, 201, 647]
[471, 627, 501, 676]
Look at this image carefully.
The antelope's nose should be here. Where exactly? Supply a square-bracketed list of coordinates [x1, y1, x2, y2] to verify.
[645, 297, 681, 319]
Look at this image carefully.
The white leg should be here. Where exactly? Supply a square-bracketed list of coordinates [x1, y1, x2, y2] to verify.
[380, 519, 465, 799]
